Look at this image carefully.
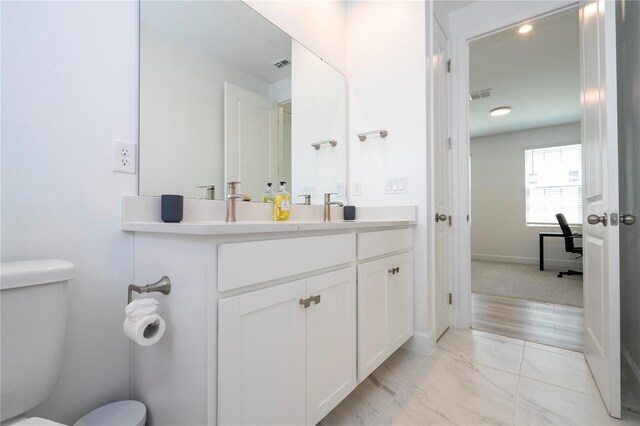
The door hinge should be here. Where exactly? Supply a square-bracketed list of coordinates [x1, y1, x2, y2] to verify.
[447, 59, 452, 73]
[448, 215, 452, 227]
[448, 293, 453, 305]
[447, 137, 452, 149]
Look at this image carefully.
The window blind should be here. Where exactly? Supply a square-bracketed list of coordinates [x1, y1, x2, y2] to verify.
[525, 144, 582, 225]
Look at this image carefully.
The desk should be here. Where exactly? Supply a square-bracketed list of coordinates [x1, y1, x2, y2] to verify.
[539, 232, 564, 271]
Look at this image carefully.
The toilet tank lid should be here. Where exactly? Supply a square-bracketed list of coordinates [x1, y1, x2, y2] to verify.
[1, 259, 76, 291]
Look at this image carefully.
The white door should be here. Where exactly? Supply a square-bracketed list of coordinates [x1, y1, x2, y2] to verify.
[357, 257, 390, 382]
[306, 267, 357, 425]
[218, 280, 306, 425]
[224, 82, 278, 200]
[579, 0, 621, 418]
[388, 252, 414, 352]
[434, 21, 453, 339]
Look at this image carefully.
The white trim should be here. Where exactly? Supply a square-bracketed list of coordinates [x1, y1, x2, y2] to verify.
[471, 254, 582, 269]
[402, 331, 434, 356]
[520, 139, 582, 152]
[424, 0, 439, 352]
[449, 1, 578, 329]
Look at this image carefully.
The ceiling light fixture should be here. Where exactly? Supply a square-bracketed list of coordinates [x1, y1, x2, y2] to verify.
[490, 106, 512, 117]
[518, 24, 533, 34]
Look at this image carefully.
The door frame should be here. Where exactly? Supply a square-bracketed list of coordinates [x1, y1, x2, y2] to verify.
[433, 16, 454, 339]
[448, 1, 578, 329]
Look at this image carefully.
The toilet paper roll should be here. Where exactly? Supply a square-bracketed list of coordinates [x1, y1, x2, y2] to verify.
[123, 314, 166, 346]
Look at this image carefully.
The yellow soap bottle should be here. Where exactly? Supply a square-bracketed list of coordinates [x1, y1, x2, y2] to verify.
[274, 181, 290, 221]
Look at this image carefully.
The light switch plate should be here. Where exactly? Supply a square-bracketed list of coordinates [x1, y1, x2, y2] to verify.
[385, 177, 407, 194]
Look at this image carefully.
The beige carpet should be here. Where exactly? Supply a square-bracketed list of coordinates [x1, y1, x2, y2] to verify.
[471, 260, 583, 307]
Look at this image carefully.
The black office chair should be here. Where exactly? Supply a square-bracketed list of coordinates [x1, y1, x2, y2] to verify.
[556, 213, 583, 278]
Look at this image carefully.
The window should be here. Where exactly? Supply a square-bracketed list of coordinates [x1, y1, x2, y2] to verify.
[525, 144, 582, 225]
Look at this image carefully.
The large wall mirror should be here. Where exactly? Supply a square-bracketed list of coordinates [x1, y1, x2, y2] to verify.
[139, 1, 347, 204]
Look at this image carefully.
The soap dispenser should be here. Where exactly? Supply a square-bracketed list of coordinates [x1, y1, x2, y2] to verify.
[274, 181, 290, 221]
[262, 182, 275, 204]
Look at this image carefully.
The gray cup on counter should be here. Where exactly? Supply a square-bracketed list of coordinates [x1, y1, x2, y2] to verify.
[161, 194, 184, 223]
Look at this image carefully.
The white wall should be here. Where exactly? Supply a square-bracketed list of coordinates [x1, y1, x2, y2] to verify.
[470, 123, 583, 267]
[1, 1, 138, 424]
[244, 0, 347, 75]
[346, 1, 431, 352]
[139, 24, 273, 199]
[291, 41, 347, 204]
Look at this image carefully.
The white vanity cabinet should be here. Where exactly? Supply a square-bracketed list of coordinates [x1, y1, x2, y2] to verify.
[126, 201, 416, 426]
[357, 230, 413, 382]
[218, 266, 357, 426]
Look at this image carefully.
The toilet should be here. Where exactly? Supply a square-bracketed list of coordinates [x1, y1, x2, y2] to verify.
[0, 260, 147, 426]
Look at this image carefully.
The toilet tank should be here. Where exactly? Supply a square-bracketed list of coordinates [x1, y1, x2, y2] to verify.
[1, 260, 75, 422]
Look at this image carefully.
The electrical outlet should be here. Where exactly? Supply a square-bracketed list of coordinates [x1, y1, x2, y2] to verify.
[113, 140, 136, 174]
[352, 181, 362, 196]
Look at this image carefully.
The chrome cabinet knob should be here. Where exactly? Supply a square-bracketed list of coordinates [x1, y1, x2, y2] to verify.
[587, 214, 608, 226]
[435, 213, 447, 223]
[621, 214, 637, 226]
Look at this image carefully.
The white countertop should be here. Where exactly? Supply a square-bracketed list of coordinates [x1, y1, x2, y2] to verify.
[121, 219, 416, 236]
[121, 196, 417, 236]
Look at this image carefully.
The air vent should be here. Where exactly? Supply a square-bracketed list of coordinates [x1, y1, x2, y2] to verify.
[272, 58, 291, 69]
[469, 88, 492, 101]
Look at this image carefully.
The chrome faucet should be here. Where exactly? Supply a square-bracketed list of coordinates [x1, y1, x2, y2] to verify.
[299, 194, 312, 205]
[226, 181, 243, 223]
[323, 193, 344, 222]
[197, 185, 216, 200]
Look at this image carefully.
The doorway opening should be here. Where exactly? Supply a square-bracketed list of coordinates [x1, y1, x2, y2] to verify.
[467, 7, 584, 352]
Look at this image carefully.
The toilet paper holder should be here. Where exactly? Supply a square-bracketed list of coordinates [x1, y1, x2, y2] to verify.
[127, 276, 172, 304]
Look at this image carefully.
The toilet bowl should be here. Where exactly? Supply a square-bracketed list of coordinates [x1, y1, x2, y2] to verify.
[0, 261, 147, 426]
[3, 401, 146, 426]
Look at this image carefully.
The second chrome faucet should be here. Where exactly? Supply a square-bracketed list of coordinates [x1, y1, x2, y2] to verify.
[226, 181, 243, 223]
[323, 193, 343, 222]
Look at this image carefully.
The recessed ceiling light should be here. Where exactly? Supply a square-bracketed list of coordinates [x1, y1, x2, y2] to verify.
[518, 24, 533, 34]
[490, 106, 512, 117]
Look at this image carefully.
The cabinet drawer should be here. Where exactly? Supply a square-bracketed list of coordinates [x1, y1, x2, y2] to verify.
[357, 228, 412, 260]
[218, 233, 356, 291]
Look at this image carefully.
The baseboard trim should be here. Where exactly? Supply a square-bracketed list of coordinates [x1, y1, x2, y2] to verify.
[402, 330, 434, 355]
[471, 253, 582, 269]
[622, 345, 640, 411]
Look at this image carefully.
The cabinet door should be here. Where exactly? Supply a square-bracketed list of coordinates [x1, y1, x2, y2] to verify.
[218, 280, 306, 425]
[357, 258, 391, 382]
[306, 267, 357, 425]
[388, 252, 414, 352]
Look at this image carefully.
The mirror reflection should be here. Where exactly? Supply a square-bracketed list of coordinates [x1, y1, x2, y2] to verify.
[139, 1, 346, 204]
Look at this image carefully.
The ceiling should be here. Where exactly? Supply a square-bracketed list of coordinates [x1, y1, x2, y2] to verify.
[469, 8, 580, 138]
[141, 1, 292, 84]
[439, 1, 477, 15]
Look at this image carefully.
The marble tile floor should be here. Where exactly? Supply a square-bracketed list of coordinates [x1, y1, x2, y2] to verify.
[320, 328, 640, 426]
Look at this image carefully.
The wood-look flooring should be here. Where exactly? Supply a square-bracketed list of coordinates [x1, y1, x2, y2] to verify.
[472, 292, 584, 352]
